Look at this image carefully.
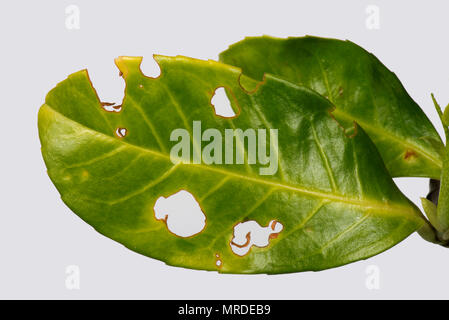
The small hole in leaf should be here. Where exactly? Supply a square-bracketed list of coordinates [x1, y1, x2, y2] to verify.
[154, 190, 206, 238]
[215, 253, 222, 268]
[211, 87, 236, 118]
[230, 220, 283, 256]
[115, 127, 127, 138]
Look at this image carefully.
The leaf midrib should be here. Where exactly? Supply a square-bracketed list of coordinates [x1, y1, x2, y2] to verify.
[42, 104, 421, 221]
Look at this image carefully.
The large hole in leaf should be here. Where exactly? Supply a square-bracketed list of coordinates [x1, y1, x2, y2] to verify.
[87, 59, 126, 110]
[211, 87, 236, 118]
[140, 56, 162, 78]
[154, 190, 206, 237]
[230, 220, 283, 256]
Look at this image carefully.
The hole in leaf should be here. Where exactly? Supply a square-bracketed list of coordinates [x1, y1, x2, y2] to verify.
[87, 60, 125, 109]
[140, 56, 161, 78]
[211, 87, 236, 118]
[154, 190, 206, 238]
[230, 220, 283, 256]
[115, 127, 127, 138]
[215, 253, 222, 268]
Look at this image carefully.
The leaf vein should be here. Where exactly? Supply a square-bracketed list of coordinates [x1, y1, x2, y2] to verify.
[310, 123, 338, 192]
[64, 145, 126, 169]
[109, 162, 180, 204]
[127, 95, 167, 152]
[44, 105, 420, 219]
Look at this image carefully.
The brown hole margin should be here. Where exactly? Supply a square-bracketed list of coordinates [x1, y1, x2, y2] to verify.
[115, 127, 127, 138]
[228, 219, 283, 258]
[208, 86, 241, 120]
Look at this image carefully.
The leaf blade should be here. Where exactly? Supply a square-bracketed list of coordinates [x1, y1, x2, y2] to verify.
[38, 56, 424, 273]
[219, 36, 443, 179]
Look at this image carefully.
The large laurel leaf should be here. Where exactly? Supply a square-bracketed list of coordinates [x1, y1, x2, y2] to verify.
[220, 36, 443, 179]
[38, 56, 424, 273]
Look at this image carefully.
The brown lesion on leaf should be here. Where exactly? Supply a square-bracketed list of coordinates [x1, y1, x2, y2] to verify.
[101, 102, 115, 106]
[268, 233, 279, 240]
[404, 149, 417, 160]
[269, 220, 280, 239]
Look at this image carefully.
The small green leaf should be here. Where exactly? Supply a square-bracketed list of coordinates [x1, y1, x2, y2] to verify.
[420, 197, 442, 232]
[38, 56, 424, 273]
[430, 94, 449, 236]
[437, 152, 449, 232]
[431, 93, 449, 140]
[220, 36, 444, 179]
[443, 105, 449, 128]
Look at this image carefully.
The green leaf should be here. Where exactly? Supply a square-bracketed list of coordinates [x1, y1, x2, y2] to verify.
[437, 151, 449, 232]
[38, 56, 424, 273]
[443, 104, 449, 128]
[418, 197, 447, 246]
[431, 93, 449, 141]
[420, 197, 442, 232]
[220, 36, 443, 179]
[430, 94, 449, 238]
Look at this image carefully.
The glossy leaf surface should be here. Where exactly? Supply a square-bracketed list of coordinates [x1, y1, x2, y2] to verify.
[38, 56, 424, 273]
[220, 36, 443, 179]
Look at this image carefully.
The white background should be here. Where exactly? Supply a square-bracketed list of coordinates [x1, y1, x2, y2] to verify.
[1, 0, 449, 299]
